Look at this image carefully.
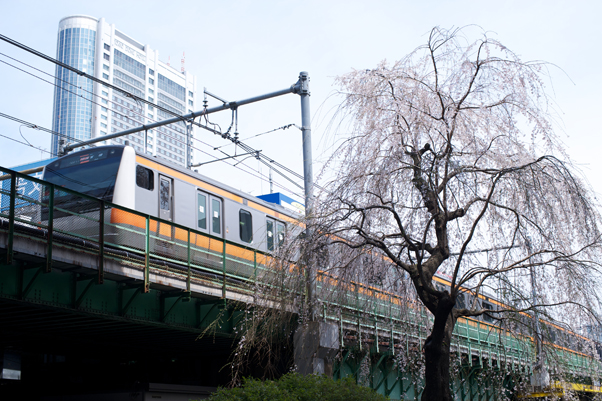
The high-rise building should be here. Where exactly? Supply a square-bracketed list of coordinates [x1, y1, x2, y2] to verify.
[51, 15, 197, 167]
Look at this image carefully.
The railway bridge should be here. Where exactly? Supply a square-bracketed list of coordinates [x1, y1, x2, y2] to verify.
[1, 166, 601, 400]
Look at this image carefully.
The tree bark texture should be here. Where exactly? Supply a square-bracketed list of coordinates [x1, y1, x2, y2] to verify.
[422, 294, 455, 401]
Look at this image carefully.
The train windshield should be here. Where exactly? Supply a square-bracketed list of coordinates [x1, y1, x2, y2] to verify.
[43, 147, 124, 202]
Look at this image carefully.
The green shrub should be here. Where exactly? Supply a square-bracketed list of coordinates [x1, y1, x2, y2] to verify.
[208, 373, 388, 401]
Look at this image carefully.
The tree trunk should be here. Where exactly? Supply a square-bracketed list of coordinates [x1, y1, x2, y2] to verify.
[421, 294, 456, 401]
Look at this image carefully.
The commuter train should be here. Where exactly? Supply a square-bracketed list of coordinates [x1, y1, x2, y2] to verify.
[41, 144, 298, 255]
[39, 144, 597, 359]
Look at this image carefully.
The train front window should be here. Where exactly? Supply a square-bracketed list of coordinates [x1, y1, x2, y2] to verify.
[43, 147, 123, 202]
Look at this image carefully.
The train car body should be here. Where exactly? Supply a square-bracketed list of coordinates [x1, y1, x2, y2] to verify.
[39, 145, 597, 361]
[41, 145, 297, 256]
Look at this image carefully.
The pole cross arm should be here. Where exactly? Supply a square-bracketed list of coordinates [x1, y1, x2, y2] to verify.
[63, 83, 302, 154]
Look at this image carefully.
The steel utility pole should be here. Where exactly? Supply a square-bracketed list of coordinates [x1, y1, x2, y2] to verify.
[298, 72, 316, 321]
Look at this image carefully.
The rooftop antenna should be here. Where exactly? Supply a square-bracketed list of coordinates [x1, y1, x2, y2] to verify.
[181, 51, 185, 74]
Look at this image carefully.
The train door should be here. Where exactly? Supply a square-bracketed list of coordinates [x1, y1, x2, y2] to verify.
[159, 175, 173, 221]
[266, 218, 285, 252]
[266, 218, 275, 251]
[210, 196, 222, 236]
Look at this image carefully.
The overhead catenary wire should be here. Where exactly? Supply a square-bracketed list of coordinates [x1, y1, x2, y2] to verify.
[0, 38, 311, 196]
[0, 131, 52, 155]
[0, 111, 305, 199]
[0, 53, 306, 198]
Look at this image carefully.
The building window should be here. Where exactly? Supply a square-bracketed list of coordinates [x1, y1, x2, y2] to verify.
[102, 73, 109, 80]
[149, 78, 154, 85]
[101, 106, 108, 112]
[101, 98, 108, 105]
[188, 100, 193, 107]
[103, 64, 109, 71]
[149, 88, 154, 94]
[103, 53, 110, 61]
[188, 90, 193, 98]
[148, 113, 153, 118]
[158, 73, 186, 101]
[104, 43, 110, 51]
[114, 49, 145, 79]
[101, 115, 107, 120]
[149, 68, 155, 76]
[136, 165, 154, 190]
[100, 122, 107, 128]
[148, 96, 154, 102]
[100, 130, 107, 136]
[102, 90, 109, 97]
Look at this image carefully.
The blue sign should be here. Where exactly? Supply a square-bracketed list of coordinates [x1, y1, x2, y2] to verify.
[257, 192, 305, 214]
[1, 158, 56, 212]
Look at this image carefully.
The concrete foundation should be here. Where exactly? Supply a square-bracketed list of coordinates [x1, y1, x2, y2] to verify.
[294, 321, 339, 376]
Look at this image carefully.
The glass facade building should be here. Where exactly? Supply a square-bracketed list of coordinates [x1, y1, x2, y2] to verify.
[51, 16, 197, 167]
[51, 22, 96, 156]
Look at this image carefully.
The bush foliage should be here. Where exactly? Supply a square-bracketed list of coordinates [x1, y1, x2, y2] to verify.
[208, 373, 388, 401]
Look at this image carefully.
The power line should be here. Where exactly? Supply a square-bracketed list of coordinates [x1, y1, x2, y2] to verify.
[0, 37, 309, 196]
[0, 112, 85, 144]
[0, 54, 304, 196]
[0, 132, 52, 155]
[0, 111, 305, 199]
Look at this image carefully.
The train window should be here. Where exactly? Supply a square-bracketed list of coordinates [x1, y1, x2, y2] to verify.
[276, 222, 285, 247]
[482, 301, 494, 323]
[211, 198, 221, 235]
[159, 178, 170, 211]
[197, 192, 207, 229]
[455, 293, 466, 309]
[239, 210, 253, 243]
[266, 219, 275, 251]
[136, 166, 154, 190]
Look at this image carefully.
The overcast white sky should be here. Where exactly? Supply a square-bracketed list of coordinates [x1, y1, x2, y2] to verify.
[1, 0, 601, 204]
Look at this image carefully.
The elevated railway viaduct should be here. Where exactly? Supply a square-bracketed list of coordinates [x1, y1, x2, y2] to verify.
[1, 167, 601, 400]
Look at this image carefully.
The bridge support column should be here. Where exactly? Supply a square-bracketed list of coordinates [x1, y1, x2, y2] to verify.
[294, 321, 339, 376]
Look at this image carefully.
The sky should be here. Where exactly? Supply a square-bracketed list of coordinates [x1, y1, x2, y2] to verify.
[1, 0, 601, 204]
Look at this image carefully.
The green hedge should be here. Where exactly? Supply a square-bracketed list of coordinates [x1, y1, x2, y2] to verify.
[208, 373, 388, 401]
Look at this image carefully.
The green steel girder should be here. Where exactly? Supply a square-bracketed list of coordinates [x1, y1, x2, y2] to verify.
[74, 277, 96, 309]
[161, 292, 187, 323]
[21, 266, 44, 299]
[371, 353, 389, 390]
[121, 286, 142, 316]
[198, 300, 221, 329]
